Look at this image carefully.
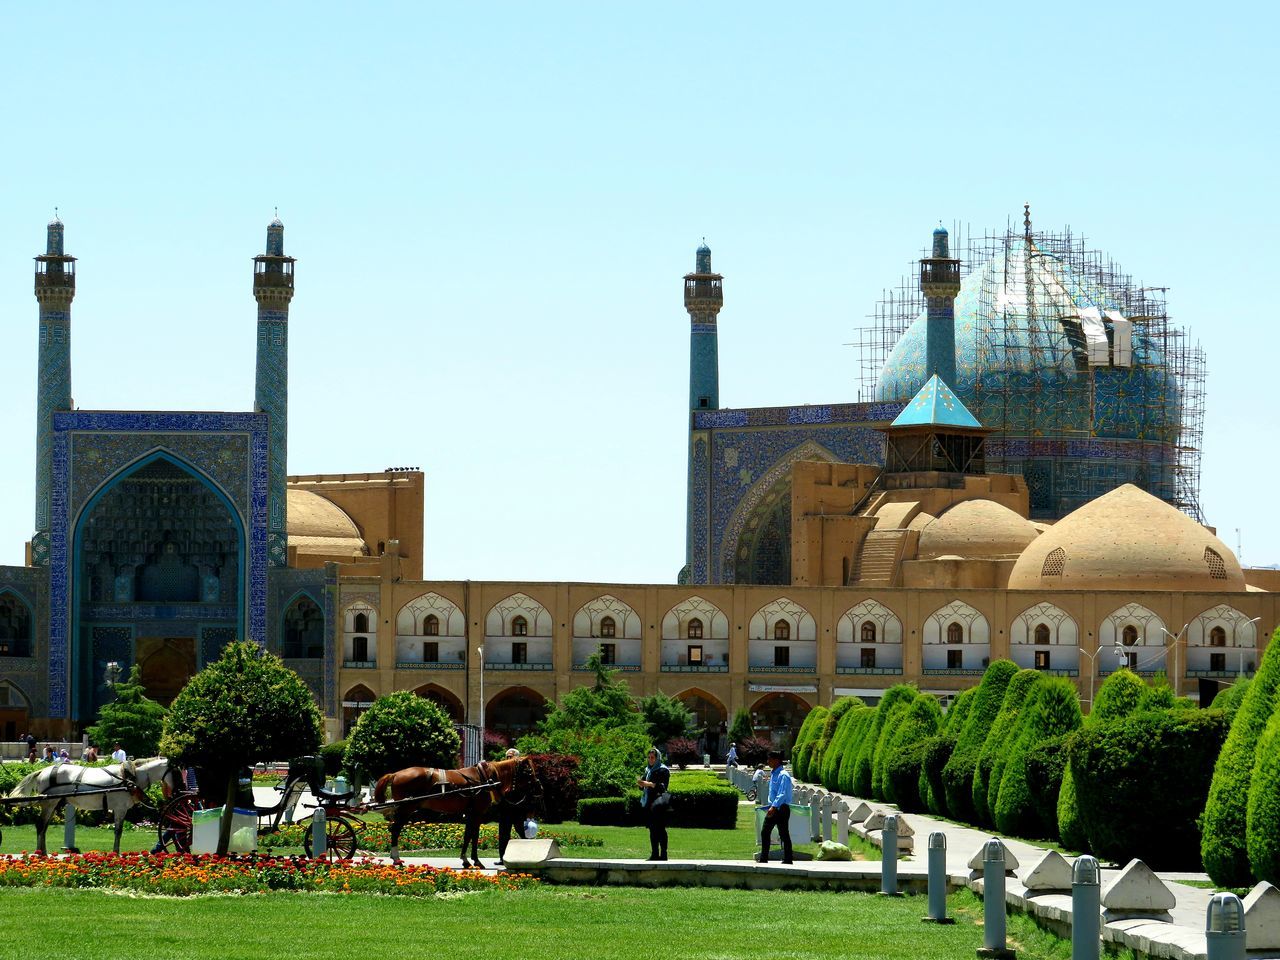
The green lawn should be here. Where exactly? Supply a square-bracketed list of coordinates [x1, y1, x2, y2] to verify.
[2, 803, 880, 862]
[0, 886, 1052, 960]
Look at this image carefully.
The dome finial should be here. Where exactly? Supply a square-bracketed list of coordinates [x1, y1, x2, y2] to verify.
[1024, 202, 1032, 241]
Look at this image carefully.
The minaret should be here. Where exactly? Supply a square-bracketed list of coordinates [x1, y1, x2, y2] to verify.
[920, 224, 961, 389]
[684, 241, 723, 411]
[31, 216, 76, 565]
[682, 241, 723, 584]
[253, 217, 296, 567]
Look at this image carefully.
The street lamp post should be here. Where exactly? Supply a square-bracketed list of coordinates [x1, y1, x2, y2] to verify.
[1083, 643, 1125, 710]
[1160, 624, 1189, 693]
[476, 646, 485, 735]
[105, 661, 122, 699]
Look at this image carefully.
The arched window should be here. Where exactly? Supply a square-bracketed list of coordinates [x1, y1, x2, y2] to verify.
[1122, 624, 1139, 646]
[282, 595, 324, 658]
[687, 618, 703, 640]
[1034, 623, 1051, 645]
[0, 594, 34, 656]
[946, 622, 963, 645]
[424, 614, 440, 637]
[773, 620, 790, 641]
[600, 616, 616, 638]
[353, 611, 369, 633]
[860, 621, 876, 643]
[511, 615, 528, 637]
[1209, 626, 1227, 647]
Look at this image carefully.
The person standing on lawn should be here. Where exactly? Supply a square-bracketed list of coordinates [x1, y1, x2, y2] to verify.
[758, 749, 793, 864]
[636, 746, 670, 861]
[496, 747, 524, 866]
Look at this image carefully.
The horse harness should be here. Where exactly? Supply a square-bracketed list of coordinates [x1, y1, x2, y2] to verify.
[48, 762, 143, 809]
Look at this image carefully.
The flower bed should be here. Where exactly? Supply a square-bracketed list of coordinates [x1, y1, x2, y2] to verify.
[0, 852, 537, 897]
[258, 820, 603, 853]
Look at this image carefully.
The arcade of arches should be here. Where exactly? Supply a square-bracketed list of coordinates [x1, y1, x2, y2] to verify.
[486, 687, 550, 740]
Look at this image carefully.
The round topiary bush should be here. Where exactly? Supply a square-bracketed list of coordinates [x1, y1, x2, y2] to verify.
[344, 691, 461, 779]
[1072, 708, 1228, 869]
[665, 737, 701, 769]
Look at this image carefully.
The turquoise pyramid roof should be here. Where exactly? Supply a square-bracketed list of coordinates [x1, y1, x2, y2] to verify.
[890, 375, 983, 429]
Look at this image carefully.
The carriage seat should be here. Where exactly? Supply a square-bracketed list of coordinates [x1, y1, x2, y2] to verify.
[314, 784, 356, 803]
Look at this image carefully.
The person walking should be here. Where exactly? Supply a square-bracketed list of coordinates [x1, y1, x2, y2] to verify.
[111, 743, 127, 763]
[758, 748, 794, 864]
[636, 746, 670, 861]
[23, 732, 37, 762]
[725, 742, 738, 768]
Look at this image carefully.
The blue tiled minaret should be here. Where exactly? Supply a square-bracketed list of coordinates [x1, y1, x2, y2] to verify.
[253, 217, 296, 567]
[920, 225, 961, 389]
[683, 241, 724, 582]
[31, 217, 76, 565]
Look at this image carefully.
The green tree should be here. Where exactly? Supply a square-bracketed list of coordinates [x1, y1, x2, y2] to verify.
[1246, 706, 1280, 883]
[882, 695, 942, 810]
[1057, 667, 1147, 850]
[86, 664, 167, 758]
[825, 707, 870, 791]
[344, 691, 461, 778]
[1210, 677, 1252, 724]
[850, 685, 915, 797]
[1203, 627, 1280, 886]
[160, 641, 323, 854]
[729, 708, 754, 745]
[871, 691, 918, 799]
[540, 653, 645, 735]
[638, 692, 694, 746]
[791, 706, 829, 782]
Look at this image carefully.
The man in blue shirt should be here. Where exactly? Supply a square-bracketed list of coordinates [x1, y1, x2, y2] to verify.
[758, 748, 794, 864]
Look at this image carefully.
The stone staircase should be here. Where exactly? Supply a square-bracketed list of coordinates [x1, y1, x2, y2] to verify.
[851, 530, 906, 586]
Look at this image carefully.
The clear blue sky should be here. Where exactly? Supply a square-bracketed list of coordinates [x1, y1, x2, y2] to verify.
[1, 3, 1276, 579]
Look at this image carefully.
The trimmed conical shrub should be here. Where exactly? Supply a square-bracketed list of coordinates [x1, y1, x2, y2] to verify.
[871, 699, 914, 800]
[815, 699, 862, 788]
[884, 695, 942, 810]
[993, 677, 1082, 838]
[941, 686, 978, 735]
[1210, 677, 1252, 725]
[791, 706, 828, 782]
[1058, 668, 1147, 850]
[973, 669, 1042, 826]
[1203, 627, 1280, 886]
[920, 734, 956, 815]
[942, 660, 1019, 822]
[852, 685, 916, 798]
[1247, 707, 1280, 884]
[825, 706, 869, 791]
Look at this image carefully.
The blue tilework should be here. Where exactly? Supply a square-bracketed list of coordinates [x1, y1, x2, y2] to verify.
[689, 326, 719, 410]
[47, 411, 269, 718]
[33, 305, 72, 557]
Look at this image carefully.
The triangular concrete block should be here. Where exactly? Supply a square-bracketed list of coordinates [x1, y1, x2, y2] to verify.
[967, 840, 1019, 872]
[1100, 859, 1176, 913]
[501, 838, 561, 866]
[1244, 881, 1280, 950]
[847, 801, 873, 823]
[1019, 850, 1073, 892]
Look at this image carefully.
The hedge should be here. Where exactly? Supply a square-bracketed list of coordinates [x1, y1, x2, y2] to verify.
[820, 706, 861, 789]
[851, 685, 916, 798]
[1247, 706, 1280, 883]
[919, 734, 956, 816]
[791, 706, 829, 782]
[808, 698, 861, 785]
[827, 708, 872, 791]
[882, 695, 942, 810]
[993, 677, 1082, 839]
[1203, 627, 1280, 886]
[973, 669, 1042, 826]
[1210, 677, 1251, 724]
[1072, 708, 1229, 869]
[575, 775, 739, 829]
[1058, 668, 1147, 851]
[942, 686, 978, 736]
[941, 660, 1018, 822]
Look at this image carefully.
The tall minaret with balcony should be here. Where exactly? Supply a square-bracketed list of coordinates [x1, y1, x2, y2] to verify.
[920, 225, 961, 389]
[253, 217, 296, 567]
[683, 241, 724, 583]
[31, 216, 76, 565]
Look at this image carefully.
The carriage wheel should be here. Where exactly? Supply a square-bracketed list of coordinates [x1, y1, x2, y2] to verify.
[303, 816, 358, 860]
[156, 793, 202, 854]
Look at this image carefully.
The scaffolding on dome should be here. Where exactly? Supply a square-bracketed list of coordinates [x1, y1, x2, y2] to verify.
[855, 220, 1206, 521]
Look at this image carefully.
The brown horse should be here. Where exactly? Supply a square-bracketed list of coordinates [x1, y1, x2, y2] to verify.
[373, 756, 543, 867]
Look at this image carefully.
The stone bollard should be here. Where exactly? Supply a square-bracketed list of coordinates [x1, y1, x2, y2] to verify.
[62, 805, 79, 853]
[836, 801, 850, 846]
[977, 838, 1015, 958]
[821, 794, 834, 842]
[879, 815, 901, 896]
[810, 792, 824, 842]
[1206, 892, 1246, 960]
[1071, 855, 1101, 960]
[922, 832, 954, 924]
[311, 808, 327, 858]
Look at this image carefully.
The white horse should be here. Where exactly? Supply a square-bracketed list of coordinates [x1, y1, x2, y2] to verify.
[6, 757, 180, 854]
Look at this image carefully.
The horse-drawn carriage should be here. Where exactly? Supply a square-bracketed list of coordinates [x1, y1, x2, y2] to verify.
[3, 753, 546, 868]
